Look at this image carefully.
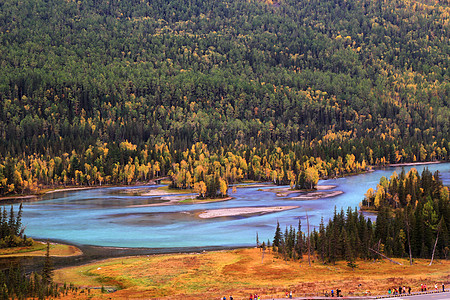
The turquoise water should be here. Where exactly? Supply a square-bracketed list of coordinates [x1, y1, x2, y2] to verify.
[5, 163, 450, 248]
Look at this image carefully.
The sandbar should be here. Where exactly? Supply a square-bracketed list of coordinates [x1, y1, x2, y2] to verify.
[289, 190, 343, 200]
[141, 189, 176, 196]
[198, 206, 299, 219]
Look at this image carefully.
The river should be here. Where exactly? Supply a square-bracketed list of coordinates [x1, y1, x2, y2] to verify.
[4, 162, 450, 250]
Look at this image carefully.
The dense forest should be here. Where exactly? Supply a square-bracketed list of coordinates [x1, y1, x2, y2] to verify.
[0, 0, 449, 195]
[272, 168, 450, 263]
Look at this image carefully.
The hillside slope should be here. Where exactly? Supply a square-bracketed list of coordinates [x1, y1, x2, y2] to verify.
[0, 0, 449, 194]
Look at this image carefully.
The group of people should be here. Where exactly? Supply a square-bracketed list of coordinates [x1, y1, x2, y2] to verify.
[285, 291, 293, 298]
[388, 286, 411, 295]
[223, 283, 447, 300]
[324, 288, 342, 297]
[388, 283, 446, 295]
[418, 283, 446, 293]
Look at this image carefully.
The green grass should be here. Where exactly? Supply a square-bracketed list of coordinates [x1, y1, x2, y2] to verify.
[0, 241, 46, 255]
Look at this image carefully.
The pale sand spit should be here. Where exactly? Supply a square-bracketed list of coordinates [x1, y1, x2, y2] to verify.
[198, 206, 299, 219]
[289, 190, 344, 200]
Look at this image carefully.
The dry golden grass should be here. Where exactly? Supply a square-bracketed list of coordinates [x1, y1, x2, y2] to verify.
[53, 248, 450, 299]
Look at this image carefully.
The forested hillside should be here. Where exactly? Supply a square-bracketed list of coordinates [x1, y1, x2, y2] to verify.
[0, 0, 449, 195]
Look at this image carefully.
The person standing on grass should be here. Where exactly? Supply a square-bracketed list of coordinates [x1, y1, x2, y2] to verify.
[408, 286, 411, 294]
[443, 283, 445, 292]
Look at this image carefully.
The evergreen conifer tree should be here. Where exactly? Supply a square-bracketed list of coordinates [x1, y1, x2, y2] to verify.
[42, 240, 53, 285]
[273, 221, 282, 252]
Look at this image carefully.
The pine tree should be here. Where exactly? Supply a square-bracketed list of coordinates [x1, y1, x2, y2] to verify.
[41, 240, 53, 285]
[273, 221, 282, 252]
[8, 206, 14, 236]
[15, 203, 23, 236]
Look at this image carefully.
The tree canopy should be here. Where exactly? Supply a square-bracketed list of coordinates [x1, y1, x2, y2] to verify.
[0, 0, 449, 195]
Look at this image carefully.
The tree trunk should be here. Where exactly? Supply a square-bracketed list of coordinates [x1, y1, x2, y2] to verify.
[405, 213, 413, 265]
[306, 211, 311, 267]
[429, 220, 442, 266]
[369, 247, 403, 265]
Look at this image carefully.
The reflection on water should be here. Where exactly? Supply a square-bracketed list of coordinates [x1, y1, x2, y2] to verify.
[2, 163, 450, 249]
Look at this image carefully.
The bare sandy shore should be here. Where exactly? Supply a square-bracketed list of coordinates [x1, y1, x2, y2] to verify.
[289, 190, 344, 200]
[141, 189, 176, 196]
[316, 185, 337, 190]
[198, 206, 299, 219]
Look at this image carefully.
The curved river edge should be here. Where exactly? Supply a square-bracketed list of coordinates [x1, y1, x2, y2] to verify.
[0, 239, 250, 273]
[1, 161, 447, 273]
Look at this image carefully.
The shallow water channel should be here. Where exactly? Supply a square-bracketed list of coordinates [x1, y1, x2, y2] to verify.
[4, 163, 450, 249]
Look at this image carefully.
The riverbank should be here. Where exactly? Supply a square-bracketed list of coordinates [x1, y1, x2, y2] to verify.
[0, 161, 445, 203]
[0, 185, 106, 204]
[0, 179, 170, 203]
[0, 240, 82, 258]
[52, 247, 450, 300]
[387, 161, 442, 167]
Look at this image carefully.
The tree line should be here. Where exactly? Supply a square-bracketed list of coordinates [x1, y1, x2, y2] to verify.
[0, 141, 370, 197]
[272, 169, 450, 265]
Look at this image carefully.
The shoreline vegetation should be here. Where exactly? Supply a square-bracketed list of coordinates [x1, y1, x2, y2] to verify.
[1, 160, 443, 204]
[51, 247, 450, 300]
[0, 240, 82, 257]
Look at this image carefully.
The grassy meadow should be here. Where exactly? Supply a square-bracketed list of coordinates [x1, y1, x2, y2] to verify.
[53, 248, 450, 299]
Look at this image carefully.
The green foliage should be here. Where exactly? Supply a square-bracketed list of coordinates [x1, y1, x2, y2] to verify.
[0, 258, 67, 299]
[275, 207, 376, 263]
[42, 240, 54, 285]
[0, 203, 31, 248]
[0, 0, 448, 196]
[362, 168, 450, 258]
